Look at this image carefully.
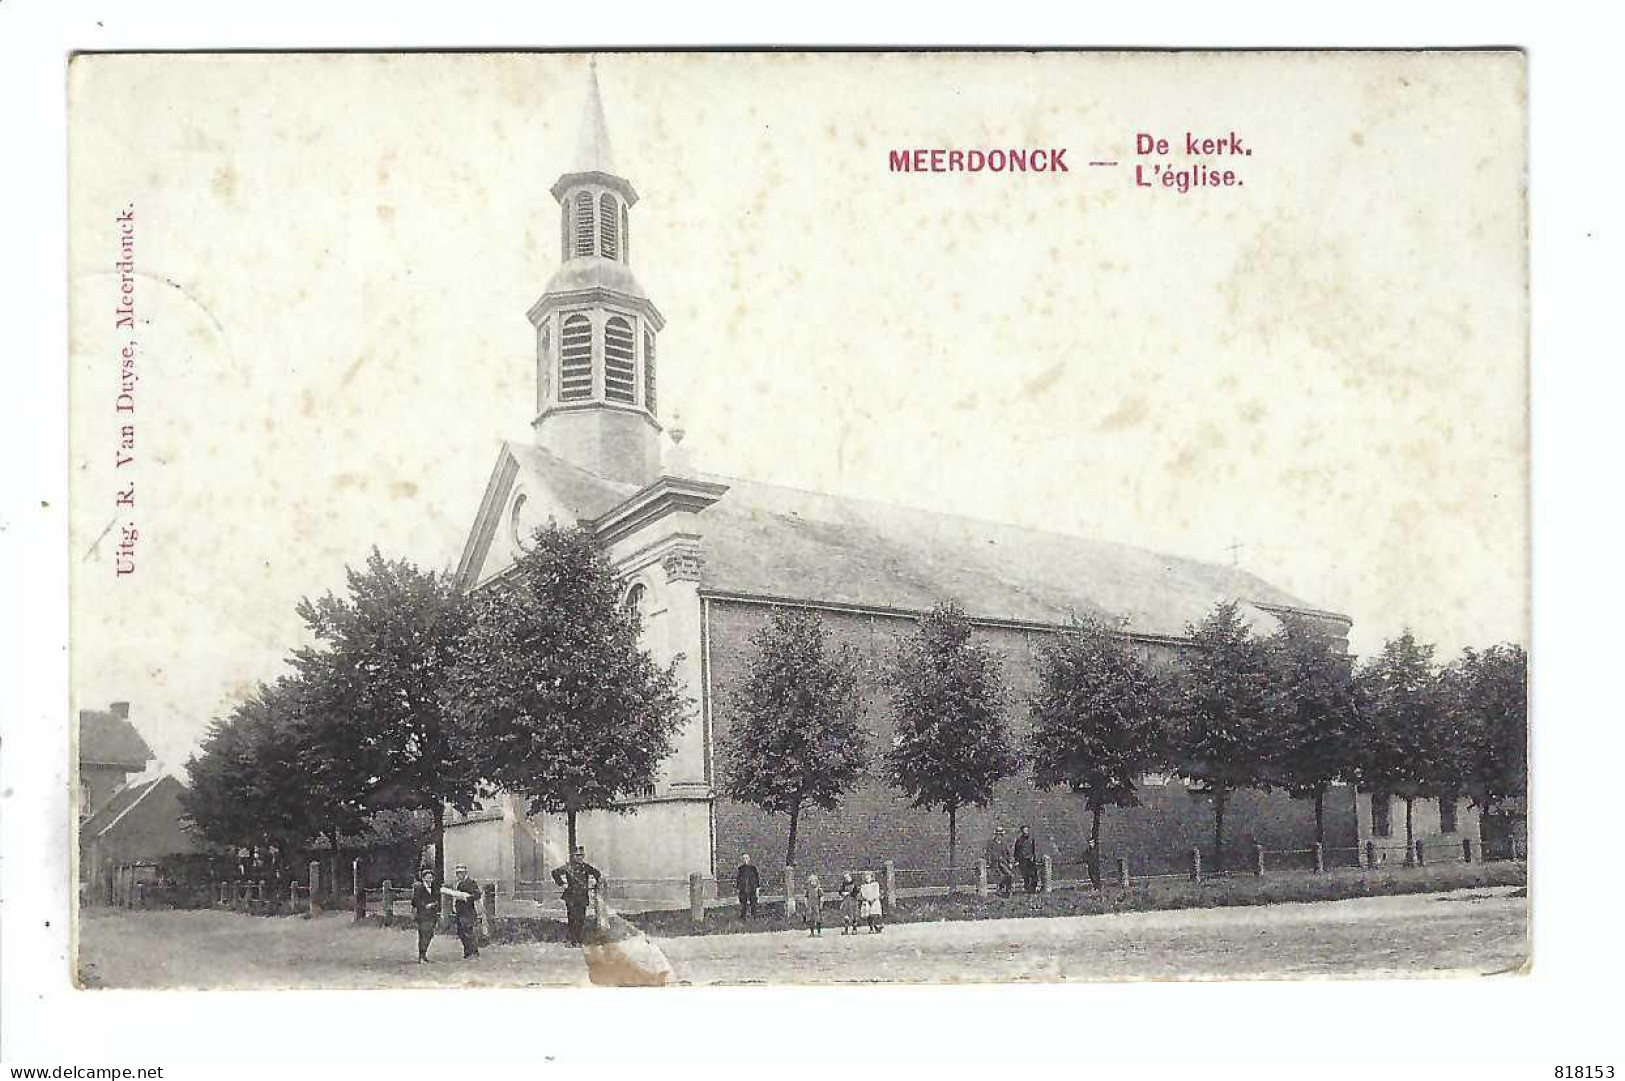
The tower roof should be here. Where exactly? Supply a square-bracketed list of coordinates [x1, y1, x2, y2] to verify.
[574, 62, 617, 175]
[551, 61, 637, 205]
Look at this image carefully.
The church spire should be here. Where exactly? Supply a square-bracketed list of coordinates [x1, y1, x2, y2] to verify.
[574, 60, 617, 176]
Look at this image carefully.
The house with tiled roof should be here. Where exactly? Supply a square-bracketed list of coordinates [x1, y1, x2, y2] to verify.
[443, 68, 1390, 902]
[77, 701, 153, 822]
[79, 774, 200, 904]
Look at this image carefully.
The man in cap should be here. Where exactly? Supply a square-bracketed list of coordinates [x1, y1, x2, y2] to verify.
[984, 827, 1013, 898]
[448, 863, 482, 960]
[734, 853, 761, 921]
[410, 866, 439, 963]
[551, 846, 603, 948]
[1014, 825, 1039, 894]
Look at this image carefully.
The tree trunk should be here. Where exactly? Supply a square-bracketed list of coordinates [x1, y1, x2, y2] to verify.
[948, 805, 958, 893]
[1213, 785, 1228, 873]
[1313, 788, 1326, 846]
[1091, 804, 1103, 846]
[567, 808, 578, 852]
[432, 803, 445, 887]
[785, 799, 801, 868]
[1405, 797, 1415, 847]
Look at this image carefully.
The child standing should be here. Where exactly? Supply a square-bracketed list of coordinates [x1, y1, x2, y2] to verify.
[804, 873, 825, 937]
[858, 870, 883, 933]
[838, 871, 859, 935]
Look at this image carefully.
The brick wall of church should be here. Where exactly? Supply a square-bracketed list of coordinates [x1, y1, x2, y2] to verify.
[704, 599, 1359, 879]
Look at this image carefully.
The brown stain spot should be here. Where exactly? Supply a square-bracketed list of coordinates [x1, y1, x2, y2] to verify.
[1098, 395, 1149, 433]
[376, 204, 396, 223]
[340, 354, 370, 386]
[299, 389, 316, 417]
[1351, 131, 1366, 147]
[211, 166, 238, 202]
[1021, 362, 1065, 399]
[332, 473, 366, 491]
[389, 481, 419, 499]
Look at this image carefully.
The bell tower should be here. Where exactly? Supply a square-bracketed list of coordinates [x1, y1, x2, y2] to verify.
[527, 61, 664, 486]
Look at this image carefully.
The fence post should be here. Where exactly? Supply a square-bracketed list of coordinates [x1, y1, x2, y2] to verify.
[133, 881, 144, 909]
[1252, 844, 1265, 877]
[1116, 857, 1129, 889]
[883, 860, 898, 913]
[287, 881, 297, 913]
[381, 880, 394, 927]
[1041, 855, 1053, 893]
[354, 878, 366, 921]
[351, 858, 361, 900]
[257, 879, 267, 913]
[1364, 840, 1376, 869]
[482, 883, 497, 930]
[689, 872, 705, 926]
[782, 866, 797, 919]
[976, 858, 989, 897]
[1462, 837, 1474, 863]
[1190, 847, 1202, 882]
[1413, 839, 1425, 867]
[1313, 843, 1325, 874]
[307, 860, 321, 915]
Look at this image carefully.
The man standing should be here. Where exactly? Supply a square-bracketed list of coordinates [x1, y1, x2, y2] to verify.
[449, 863, 481, 960]
[734, 853, 761, 920]
[411, 866, 439, 963]
[984, 827, 1013, 898]
[1084, 837, 1103, 890]
[1014, 825, 1039, 894]
[551, 846, 603, 948]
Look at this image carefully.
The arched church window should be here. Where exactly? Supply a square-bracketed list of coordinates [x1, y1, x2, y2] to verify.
[559, 314, 593, 401]
[599, 193, 619, 260]
[574, 193, 596, 257]
[623, 582, 647, 620]
[604, 316, 636, 403]
[643, 330, 657, 415]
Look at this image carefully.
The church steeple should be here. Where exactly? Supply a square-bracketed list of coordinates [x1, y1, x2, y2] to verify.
[527, 60, 664, 487]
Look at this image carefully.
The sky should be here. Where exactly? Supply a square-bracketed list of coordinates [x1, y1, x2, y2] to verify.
[66, 51, 1527, 774]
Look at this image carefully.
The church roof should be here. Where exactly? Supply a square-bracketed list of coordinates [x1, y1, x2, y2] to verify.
[540, 256, 652, 302]
[688, 473, 1348, 640]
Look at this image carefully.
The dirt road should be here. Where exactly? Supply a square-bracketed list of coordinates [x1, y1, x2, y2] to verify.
[76, 886, 1526, 989]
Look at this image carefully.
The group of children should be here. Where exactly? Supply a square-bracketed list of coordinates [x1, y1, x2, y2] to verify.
[802, 870, 884, 936]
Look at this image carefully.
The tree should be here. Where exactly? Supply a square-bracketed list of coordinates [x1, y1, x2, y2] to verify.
[1264, 618, 1360, 844]
[181, 678, 331, 880]
[719, 607, 868, 867]
[1171, 601, 1274, 871]
[293, 550, 475, 886]
[445, 524, 687, 851]
[1353, 631, 1459, 854]
[886, 602, 1020, 885]
[1441, 643, 1527, 815]
[1028, 615, 1169, 851]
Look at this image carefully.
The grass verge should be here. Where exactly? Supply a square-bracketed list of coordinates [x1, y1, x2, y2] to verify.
[621, 859, 1527, 939]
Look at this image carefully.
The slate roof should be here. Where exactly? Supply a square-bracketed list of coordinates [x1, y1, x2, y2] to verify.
[78, 708, 154, 770]
[689, 474, 1346, 639]
[506, 443, 1346, 639]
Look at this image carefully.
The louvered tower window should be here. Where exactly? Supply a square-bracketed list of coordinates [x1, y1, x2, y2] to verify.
[604, 316, 636, 403]
[559, 314, 593, 401]
[599, 193, 619, 260]
[574, 193, 596, 257]
[643, 330, 657, 415]
[538, 324, 552, 410]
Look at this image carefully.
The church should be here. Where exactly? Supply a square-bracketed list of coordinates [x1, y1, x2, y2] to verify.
[442, 67, 1472, 905]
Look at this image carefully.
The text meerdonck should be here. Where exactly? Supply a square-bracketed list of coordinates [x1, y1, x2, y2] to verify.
[888, 148, 1069, 174]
